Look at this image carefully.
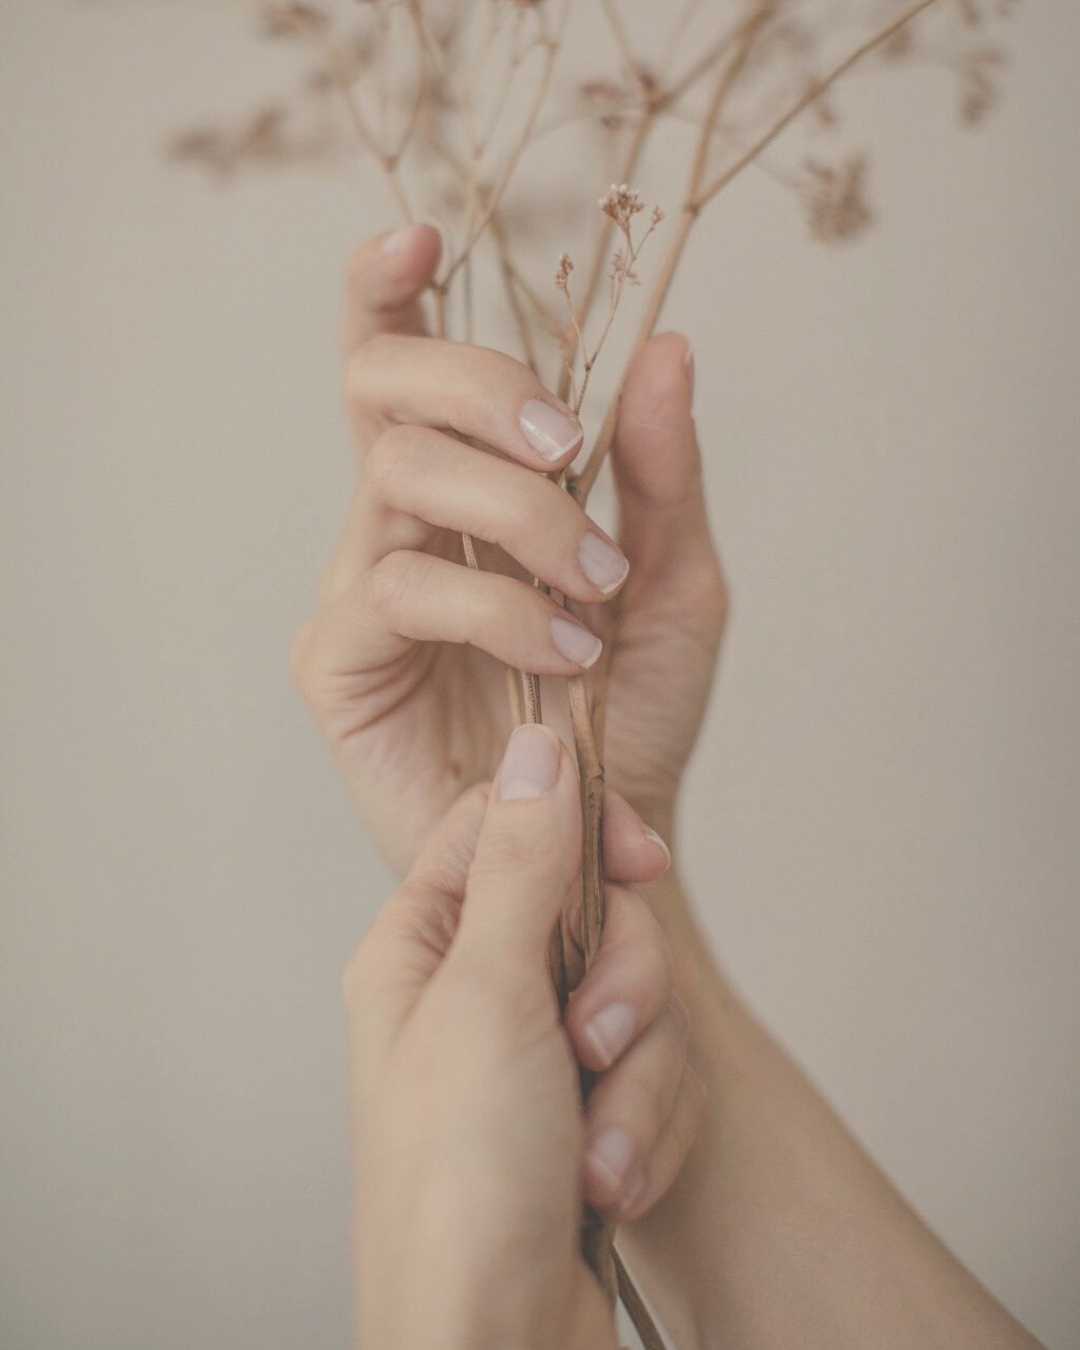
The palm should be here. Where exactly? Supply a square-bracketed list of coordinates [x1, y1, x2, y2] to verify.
[340, 538, 724, 874]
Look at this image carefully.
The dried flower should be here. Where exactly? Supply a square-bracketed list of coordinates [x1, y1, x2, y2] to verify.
[579, 78, 635, 131]
[957, 47, 1005, 125]
[260, 3, 329, 39]
[803, 156, 873, 243]
[599, 183, 645, 229]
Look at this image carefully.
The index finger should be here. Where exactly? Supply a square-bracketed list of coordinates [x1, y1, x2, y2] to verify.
[341, 223, 442, 353]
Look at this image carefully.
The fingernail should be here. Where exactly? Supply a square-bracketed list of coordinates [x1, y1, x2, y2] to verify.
[380, 224, 414, 255]
[519, 399, 583, 463]
[643, 826, 672, 870]
[498, 723, 561, 801]
[584, 1002, 637, 1068]
[618, 1170, 648, 1220]
[551, 616, 603, 669]
[578, 533, 630, 595]
[683, 344, 695, 400]
[585, 1127, 634, 1199]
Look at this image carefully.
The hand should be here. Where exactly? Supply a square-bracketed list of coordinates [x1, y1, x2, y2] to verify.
[293, 223, 726, 874]
[345, 724, 704, 1350]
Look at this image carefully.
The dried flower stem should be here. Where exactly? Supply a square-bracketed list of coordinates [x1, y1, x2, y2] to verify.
[614, 1246, 667, 1350]
[695, 0, 945, 209]
[573, 0, 945, 502]
[556, 4, 764, 404]
[441, 0, 571, 291]
[325, 41, 413, 220]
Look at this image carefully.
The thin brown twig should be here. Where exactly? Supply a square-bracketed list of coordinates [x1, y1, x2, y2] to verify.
[441, 0, 571, 289]
[660, 0, 706, 73]
[323, 37, 413, 220]
[491, 218, 541, 373]
[599, 0, 653, 105]
[613, 1247, 667, 1350]
[555, 3, 765, 406]
[556, 108, 655, 403]
[573, 0, 944, 502]
[695, 0, 944, 207]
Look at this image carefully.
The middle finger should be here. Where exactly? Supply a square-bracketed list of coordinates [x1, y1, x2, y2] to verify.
[346, 334, 585, 470]
[363, 425, 631, 603]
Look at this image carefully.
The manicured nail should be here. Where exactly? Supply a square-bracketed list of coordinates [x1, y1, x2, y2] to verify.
[498, 723, 561, 801]
[578, 532, 630, 595]
[519, 399, 583, 463]
[585, 1127, 634, 1199]
[584, 1002, 637, 1068]
[380, 224, 414, 255]
[618, 1170, 648, 1220]
[551, 616, 603, 669]
[683, 344, 695, 400]
[643, 826, 672, 870]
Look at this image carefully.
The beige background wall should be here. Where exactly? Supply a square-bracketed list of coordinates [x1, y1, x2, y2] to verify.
[2, 2, 1077, 1347]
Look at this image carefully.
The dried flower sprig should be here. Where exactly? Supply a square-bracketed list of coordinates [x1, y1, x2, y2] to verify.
[556, 186, 664, 413]
[138, 0, 1022, 1342]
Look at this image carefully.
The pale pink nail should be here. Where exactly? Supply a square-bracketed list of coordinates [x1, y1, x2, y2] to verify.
[684, 344, 695, 400]
[643, 826, 672, 869]
[578, 532, 630, 595]
[551, 616, 602, 669]
[586, 1127, 634, 1197]
[498, 723, 561, 801]
[584, 1003, 636, 1068]
[519, 399, 582, 463]
[380, 224, 414, 255]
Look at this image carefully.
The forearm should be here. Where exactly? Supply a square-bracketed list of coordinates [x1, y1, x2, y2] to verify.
[619, 865, 1043, 1350]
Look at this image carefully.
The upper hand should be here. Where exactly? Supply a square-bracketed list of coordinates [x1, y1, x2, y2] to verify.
[292, 223, 726, 873]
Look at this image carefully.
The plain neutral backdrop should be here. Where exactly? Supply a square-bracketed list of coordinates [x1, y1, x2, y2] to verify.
[2, 2, 1077, 1348]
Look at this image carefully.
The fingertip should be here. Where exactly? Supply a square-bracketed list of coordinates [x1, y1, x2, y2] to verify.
[631, 331, 693, 400]
[377, 221, 443, 283]
[613, 330, 704, 516]
[495, 723, 572, 803]
[603, 790, 672, 882]
[642, 826, 673, 875]
[344, 224, 442, 348]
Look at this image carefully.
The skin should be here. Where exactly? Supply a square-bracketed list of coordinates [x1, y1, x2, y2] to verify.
[292, 224, 725, 879]
[346, 725, 701, 1350]
[297, 224, 1044, 1350]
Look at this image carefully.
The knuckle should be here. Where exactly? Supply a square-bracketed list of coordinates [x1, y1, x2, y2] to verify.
[344, 331, 399, 401]
[474, 819, 555, 874]
[364, 424, 416, 495]
[368, 550, 433, 619]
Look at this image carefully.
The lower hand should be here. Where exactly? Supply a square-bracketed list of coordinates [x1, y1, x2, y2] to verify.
[345, 724, 705, 1350]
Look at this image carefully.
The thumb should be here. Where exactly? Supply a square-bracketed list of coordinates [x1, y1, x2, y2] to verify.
[453, 724, 582, 975]
[343, 784, 489, 1047]
[341, 222, 442, 353]
[610, 331, 715, 587]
